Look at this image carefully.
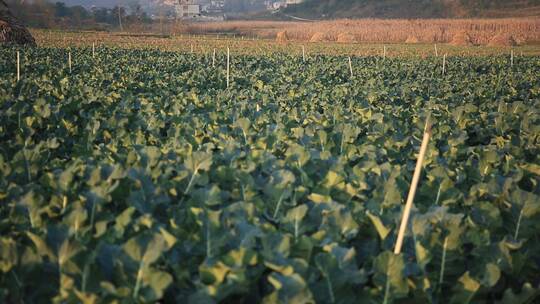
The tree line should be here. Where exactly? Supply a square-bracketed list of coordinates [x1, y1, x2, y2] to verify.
[8, 0, 154, 31]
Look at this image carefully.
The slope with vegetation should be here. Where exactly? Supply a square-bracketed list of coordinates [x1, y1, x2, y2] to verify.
[283, 0, 540, 19]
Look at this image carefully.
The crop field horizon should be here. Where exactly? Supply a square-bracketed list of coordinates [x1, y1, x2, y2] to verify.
[30, 29, 540, 57]
[179, 18, 540, 44]
[34, 18, 539, 45]
[1, 25, 540, 303]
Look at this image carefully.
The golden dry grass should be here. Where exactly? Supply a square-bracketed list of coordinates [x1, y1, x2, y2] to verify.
[336, 33, 356, 43]
[31, 29, 540, 58]
[405, 36, 420, 44]
[310, 32, 328, 42]
[488, 33, 518, 46]
[450, 31, 474, 46]
[177, 18, 539, 45]
[276, 30, 289, 42]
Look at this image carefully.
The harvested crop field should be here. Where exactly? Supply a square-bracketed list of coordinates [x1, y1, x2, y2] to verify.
[178, 18, 540, 45]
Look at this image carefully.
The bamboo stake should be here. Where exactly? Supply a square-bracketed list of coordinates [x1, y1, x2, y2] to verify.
[68, 51, 72, 73]
[383, 45, 386, 60]
[394, 115, 432, 255]
[348, 56, 353, 78]
[16, 51, 20, 82]
[212, 48, 216, 68]
[511, 49, 514, 67]
[434, 44, 438, 57]
[302, 45, 305, 62]
[442, 54, 446, 75]
[226, 47, 230, 88]
[92, 42, 95, 58]
[191, 44, 194, 53]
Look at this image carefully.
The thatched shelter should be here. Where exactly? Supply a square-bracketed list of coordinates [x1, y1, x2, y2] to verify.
[276, 31, 289, 42]
[0, 0, 36, 46]
[336, 33, 355, 43]
[405, 35, 420, 44]
[487, 33, 518, 47]
[310, 32, 328, 43]
[449, 31, 473, 46]
[513, 35, 527, 45]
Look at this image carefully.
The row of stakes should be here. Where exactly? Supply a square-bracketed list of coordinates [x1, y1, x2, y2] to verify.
[14, 43, 231, 87]
[13, 43, 517, 86]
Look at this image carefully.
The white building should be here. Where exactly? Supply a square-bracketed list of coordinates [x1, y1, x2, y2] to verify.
[203, 0, 224, 14]
[176, 0, 201, 18]
[266, 0, 303, 11]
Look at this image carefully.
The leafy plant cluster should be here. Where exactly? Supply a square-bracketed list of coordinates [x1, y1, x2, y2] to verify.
[0, 47, 539, 303]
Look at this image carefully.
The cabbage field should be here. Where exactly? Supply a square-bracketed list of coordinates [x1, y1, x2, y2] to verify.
[1, 47, 539, 303]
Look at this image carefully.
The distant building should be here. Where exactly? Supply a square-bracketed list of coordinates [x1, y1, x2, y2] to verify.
[175, 0, 226, 20]
[202, 0, 224, 14]
[265, 0, 303, 11]
[176, 0, 201, 18]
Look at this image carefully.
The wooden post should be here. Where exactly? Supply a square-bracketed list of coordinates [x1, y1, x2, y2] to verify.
[92, 42, 95, 58]
[191, 44, 194, 53]
[226, 47, 230, 88]
[511, 49, 514, 67]
[348, 56, 353, 78]
[302, 45, 305, 62]
[212, 48, 216, 68]
[442, 54, 446, 75]
[16, 51, 20, 82]
[383, 45, 386, 60]
[68, 51, 72, 73]
[394, 115, 432, 255]
[434, 44, 438, 57]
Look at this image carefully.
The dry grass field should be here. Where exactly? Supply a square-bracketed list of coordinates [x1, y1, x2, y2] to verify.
[31, 25, 540, 58]
[52, 18, 539, 46]
[177, 18, 539, 45]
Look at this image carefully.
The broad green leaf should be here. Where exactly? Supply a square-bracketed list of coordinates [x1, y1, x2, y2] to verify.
[373, 251, 409, 299]
[450, 272, 481, 304]
[185, 151, 213, 173]
[367, 211, 390, 241]
[264, 273, 314, 304]
[482, 263, 501, 287]
[0, 238, 17, 273]
[497, 283, 539, 304]
[26, 232, 56, 261]
[143, 269, 173, 300]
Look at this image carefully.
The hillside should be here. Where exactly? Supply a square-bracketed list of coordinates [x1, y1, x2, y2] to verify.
[282, 0, 540, 19]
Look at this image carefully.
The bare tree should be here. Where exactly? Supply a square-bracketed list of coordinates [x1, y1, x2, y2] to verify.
[151, 0, 176, 35]
[119, 8, 123, 31]
[0, 0, 36, 45]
